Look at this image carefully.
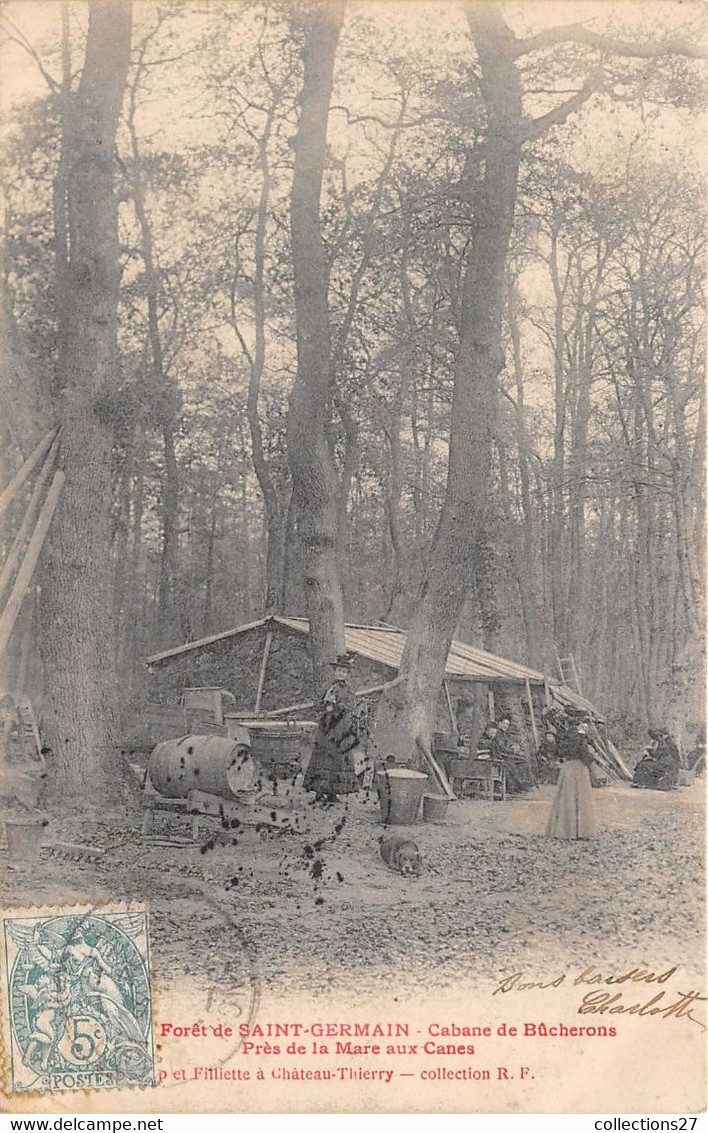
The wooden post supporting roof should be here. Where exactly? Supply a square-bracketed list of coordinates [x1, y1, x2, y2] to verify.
[0, 428, 59, 522]
[254, 630, 273, 713]
[525, 677, 539, 749]
[0, 471, 64, 657]
[443, 680, 457, 733]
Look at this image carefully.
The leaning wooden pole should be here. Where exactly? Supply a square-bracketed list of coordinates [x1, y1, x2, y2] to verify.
[0, 433, 61, 603]
[525, 677, 539, 749]
[415, 736, 455, 800]
[253, 630, 273, 713]
[0, 428, 59, 522]
[0, 471, 65, 658]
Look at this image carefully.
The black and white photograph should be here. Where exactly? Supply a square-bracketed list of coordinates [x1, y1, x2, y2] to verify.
[0, 0, 705, 1115]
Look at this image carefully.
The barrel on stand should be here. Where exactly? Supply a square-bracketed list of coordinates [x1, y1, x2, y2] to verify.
[225, 718, 309, 781]
[148, 733, 254, 801]
[377, 768, 428, 825]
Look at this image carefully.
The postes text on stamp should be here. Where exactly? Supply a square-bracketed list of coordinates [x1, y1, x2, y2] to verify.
[2, 906, 156, 1093]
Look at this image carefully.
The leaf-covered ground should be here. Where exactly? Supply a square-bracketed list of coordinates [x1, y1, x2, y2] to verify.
[1, 781, 703, 1006]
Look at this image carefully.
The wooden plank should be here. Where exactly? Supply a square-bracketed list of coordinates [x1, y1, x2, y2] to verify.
[141, 706, 188, 722]
[254, 630, 273, 713]
[525, 677, 539, 749]
[0, 429, 59, 522]
[0, 433, 61, 603]
[264, 674, 405, 717]
[0, 471, 64, 657]
[415, 736, 455, 800]
[146, 616, 268, 665]
[443, 680, 457, 733]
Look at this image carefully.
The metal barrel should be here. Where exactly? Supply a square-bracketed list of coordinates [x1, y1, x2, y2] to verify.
[376, 768, 428, 825]
[148, 732, 254, 800]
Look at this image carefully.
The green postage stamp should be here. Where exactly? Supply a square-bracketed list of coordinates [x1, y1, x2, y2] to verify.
[1, 905, 156, 1093]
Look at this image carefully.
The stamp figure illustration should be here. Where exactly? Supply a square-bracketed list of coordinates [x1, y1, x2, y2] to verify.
[2, 908, 156, 1093]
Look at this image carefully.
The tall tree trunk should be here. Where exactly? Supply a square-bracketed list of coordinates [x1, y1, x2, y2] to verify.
[229, 107, 289, 615]
[39, 0, 132, 802]
[507, 283, 540, 664]
[566, 274, 592, 663]
[548, 229, 568, 654]
[496, 437, 538, 664]
[286, 2, 346, 694]
[374, 2, 523, 758]
[125, 427, 145, 694]
[381, 378, 408, 621]
[126, 106, 190, 643]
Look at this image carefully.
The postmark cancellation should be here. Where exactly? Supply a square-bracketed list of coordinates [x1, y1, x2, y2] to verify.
[1, 905, 156, 1094]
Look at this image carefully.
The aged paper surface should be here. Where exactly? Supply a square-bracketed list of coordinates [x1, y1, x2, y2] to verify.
[0, 0, 705, 1115]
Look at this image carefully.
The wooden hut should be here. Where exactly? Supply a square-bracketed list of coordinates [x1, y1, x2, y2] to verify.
[144, 615, 628, 778]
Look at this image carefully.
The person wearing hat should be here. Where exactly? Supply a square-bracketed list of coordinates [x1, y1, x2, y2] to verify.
[490, 716, 536, 794]
[303, 653, 370, 802]
[545, 716, 597, 839]
[633, 726, 679, 790]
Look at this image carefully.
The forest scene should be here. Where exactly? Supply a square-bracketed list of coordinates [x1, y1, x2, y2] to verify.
[0, 1, 705, 1108]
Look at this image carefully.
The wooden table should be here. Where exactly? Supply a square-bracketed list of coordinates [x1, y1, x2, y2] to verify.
[452, 757, 506, 801]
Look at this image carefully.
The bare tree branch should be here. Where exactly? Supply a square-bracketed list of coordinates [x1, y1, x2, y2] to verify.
[521, 74, 603, 141]
[512, 23, 706, 60]
[0, 12, 59, 91]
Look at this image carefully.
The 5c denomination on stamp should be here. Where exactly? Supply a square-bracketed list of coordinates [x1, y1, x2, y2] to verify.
[1, 905, 156, 1093]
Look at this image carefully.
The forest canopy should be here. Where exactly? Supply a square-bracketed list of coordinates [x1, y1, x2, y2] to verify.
[0, 0, 705, 796]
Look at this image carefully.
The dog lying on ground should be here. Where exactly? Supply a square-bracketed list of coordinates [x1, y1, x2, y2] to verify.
[379, 832, 421, 876]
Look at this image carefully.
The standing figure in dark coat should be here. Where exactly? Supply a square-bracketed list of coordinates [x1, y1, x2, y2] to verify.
[633, 727, 680, 790]
[303, 653, 369, 802]
[490, 717, 536, 794]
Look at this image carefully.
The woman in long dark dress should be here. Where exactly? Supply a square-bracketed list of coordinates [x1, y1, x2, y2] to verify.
[633, 727, 680, 790]
[302, 654, 368, 802]
[545, 718, 597, 840]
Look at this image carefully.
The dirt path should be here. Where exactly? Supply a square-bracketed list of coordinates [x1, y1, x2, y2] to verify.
[1, 781, 703, 1005]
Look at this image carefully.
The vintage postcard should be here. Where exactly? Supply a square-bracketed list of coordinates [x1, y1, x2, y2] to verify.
[0, 0, 705, 1116]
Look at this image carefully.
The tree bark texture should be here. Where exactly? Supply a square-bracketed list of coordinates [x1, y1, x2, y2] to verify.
[39, 0, 132, 802]
[286, 2, 346, 694]
[374, 2, 523, 759]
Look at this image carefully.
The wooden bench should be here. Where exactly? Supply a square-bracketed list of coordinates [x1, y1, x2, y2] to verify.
[451, 757, 506, 802]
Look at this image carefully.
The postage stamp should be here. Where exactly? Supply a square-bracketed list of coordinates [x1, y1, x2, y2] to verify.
[1, 905, 156, 1093]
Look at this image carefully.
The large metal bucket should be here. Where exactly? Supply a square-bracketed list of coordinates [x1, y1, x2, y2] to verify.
[377, 768, 428, 825]
[148, 733, 253, 800]
[4, 815, 47, 861]
[225, 719, 307, 775]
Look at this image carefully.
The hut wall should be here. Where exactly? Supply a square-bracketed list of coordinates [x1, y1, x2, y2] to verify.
[148, 627, 268, 709]
[148, 623, 396, 713]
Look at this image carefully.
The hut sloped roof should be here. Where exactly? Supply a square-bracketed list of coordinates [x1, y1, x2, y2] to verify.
[147, 615, 599, 714]
[275, 616, 549, 683]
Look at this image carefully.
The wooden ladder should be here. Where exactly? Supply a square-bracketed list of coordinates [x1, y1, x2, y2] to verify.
[556, 653, 582, 694]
